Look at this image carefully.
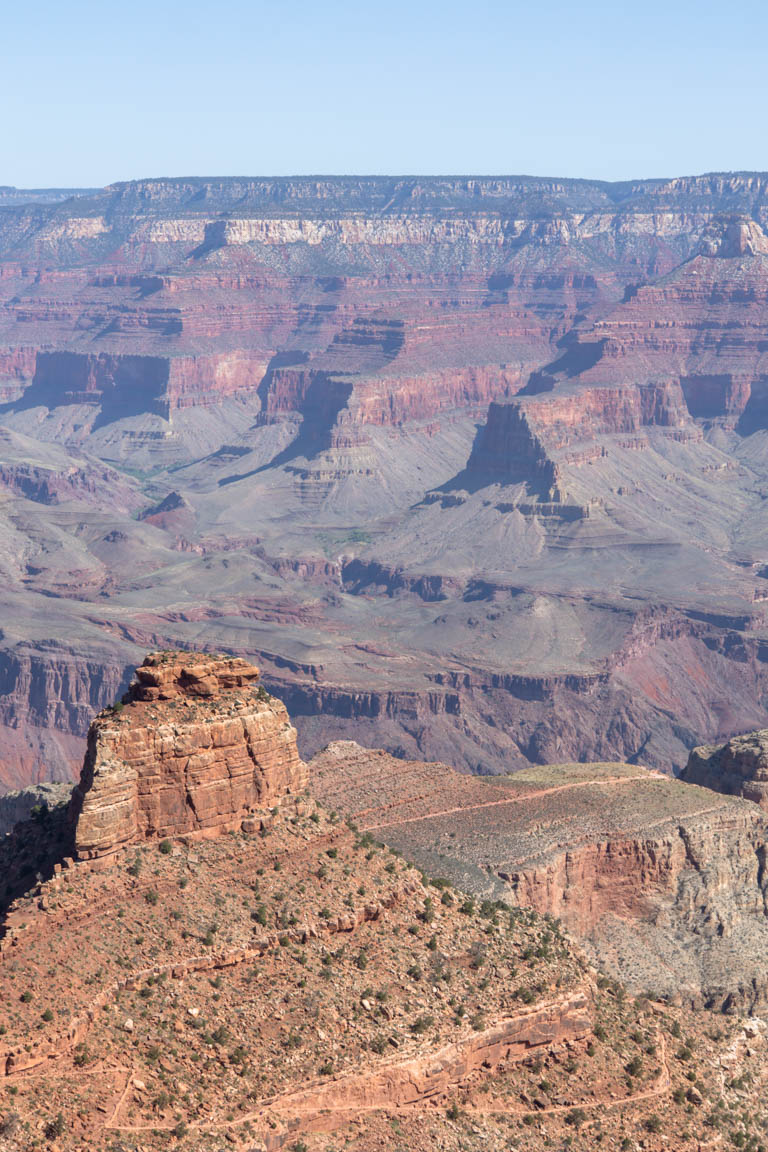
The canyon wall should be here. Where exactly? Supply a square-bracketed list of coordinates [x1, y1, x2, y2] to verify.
[1, 178, 768, 789]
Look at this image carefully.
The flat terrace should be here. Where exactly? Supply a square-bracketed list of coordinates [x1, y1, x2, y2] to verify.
[311, 743, 753, 891]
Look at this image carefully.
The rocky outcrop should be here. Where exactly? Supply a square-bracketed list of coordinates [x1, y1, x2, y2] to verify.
[71, 652, 308, 859]
[681, 727, 768, 806]
[257, 992, 591, 1132]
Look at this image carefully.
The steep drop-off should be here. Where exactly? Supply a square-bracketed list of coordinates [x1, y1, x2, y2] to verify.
[312, 740, 768, 1011]
[2, 179, 768, 787]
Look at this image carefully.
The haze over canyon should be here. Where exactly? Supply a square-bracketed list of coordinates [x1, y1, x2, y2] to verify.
[2, 172, 768, 792]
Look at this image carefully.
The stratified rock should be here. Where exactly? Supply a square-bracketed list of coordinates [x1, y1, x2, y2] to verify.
[681, 728, 768, 806]
[312, 741, 768, 1010]
[71, 652, 307, 858]
[698, 215, 768, 257]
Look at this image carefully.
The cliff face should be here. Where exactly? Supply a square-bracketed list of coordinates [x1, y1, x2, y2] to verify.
[71, 652, 307, 859]
[682, 727, 768, 806]
[312, 742, 768, 1010]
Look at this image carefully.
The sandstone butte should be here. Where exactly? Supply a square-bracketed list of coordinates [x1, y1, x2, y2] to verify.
[4, 653, 768, 1150]
[71, 651, 308, 859]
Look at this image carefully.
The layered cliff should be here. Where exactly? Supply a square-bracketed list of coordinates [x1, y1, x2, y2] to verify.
[71, 652, 308, 859]
[3, 175, 768, 792]
[312, 741, 768, 1010]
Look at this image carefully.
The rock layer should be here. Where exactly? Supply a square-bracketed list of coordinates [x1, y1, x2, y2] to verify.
[681, 727, 768, 806]
[4, 177, 768, 789]
[71, 652, 307, 858]
[311, 741, 768, 1009]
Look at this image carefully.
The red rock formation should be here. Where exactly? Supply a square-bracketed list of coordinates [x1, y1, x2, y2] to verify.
[71, 652, 308, 859]
[469, 380, 692, 488]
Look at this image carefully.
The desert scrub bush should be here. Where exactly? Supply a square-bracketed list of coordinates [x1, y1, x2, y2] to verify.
[145, 889, 159, 906]
[565, 1108, 587, 1128]
[44, 1113, 66, 1139]
[420, 897, 435, 924]
[410, 1014, 435, 1035]
[158, 839, 172, 855]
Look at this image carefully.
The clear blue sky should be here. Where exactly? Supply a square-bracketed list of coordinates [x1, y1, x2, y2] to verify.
[5, 0, 768, 187]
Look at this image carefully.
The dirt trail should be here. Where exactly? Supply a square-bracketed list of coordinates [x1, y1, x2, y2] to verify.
[105, 990, 593, 1135]
[363, 773, 665, 832]
[104, 1014, 674, 1145]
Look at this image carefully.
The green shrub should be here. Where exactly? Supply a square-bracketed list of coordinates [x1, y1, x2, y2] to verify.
[44, 1114, 66, 1139]
[410, 1014, 434, 1035]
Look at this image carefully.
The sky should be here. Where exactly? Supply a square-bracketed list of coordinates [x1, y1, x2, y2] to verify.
[4, 0, 768, 188]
